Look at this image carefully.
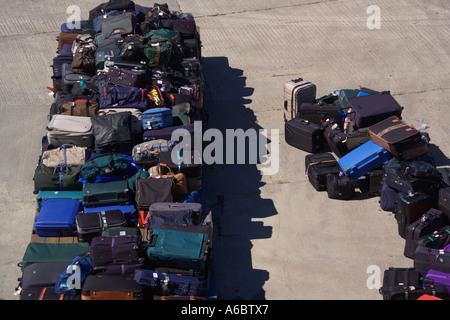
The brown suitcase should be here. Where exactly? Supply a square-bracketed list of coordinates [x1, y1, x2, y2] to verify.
[283, 78, 316, 122]
[369, 116, 422, 156]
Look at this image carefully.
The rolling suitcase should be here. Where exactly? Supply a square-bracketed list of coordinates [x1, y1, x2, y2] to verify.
[438, 187, 450, 218]
[366, 169, 385, 196]
[285, 118, 323, 153]
[147, 202, 203, 231]
[83, 204, 137, 224]
[298, 99, 344, 129]
[46, 114, 94, 148]
[369, 116, 422, 156]
[81, 274, 143, 300]
[325, 174, 355, 200]
[135, 177, 174, 213]
[36, 190, 83, 210]
[346, 92, 403, 129]
[416, 225, 450, 250]
[141, 108, 173, 130]
[414, 244, 450, 276]
[34, 199, 82, 237]
[19, 261, 73, 291]
[379, 267, 421, 300]
[283, 78, 316, 122]
[395, 192, 433, 239]
[82, 179, 132, 207]
[75, 210, 127, 242]
[337, 87, 380, 109]
[338, 140, 392, 179]
[344, 125, 371, 151]
[322, 119, 349, 158]
[383, 285, 450, 300]
[423, 270, 450, 294]
[379, 184, 403, 212]
[142, 123, 196, 146]
[20, 286, 80, 300]
[403, 208, 449, 258]
[305, 153, 341, 191]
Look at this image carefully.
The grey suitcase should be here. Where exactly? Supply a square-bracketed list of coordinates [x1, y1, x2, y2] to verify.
[283, 78, 316, 122]
[46, 114, 94, 148]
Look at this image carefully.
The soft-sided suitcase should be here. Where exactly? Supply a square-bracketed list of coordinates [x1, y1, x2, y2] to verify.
[142, 123, 196, 145]
[383, 285, 450, 300]
[285, 118, 323, 153]
[346, 92, 403, 129]
[325, 174, 355, 200]
[283, 78, 316, 122]
[423, 270, 450, 294]
[46, 115, 94, 148]
[305, 153, 341, 191]
[403, 208, 449, 259]
[141, 108, 173, 130]
[321, 119, 349, 158]
[34, 199, 82, 237]
[414, 244, 450, 276]
[147, 202, 202, 231]
[338, 140, 392, 179]
[366, 169, 385, 196]
[20, 261, 72, 290]
[83, 204, 137, 224]
[415, 226, 450, 250]
[337, 87, 380, 109]
[395, 192, 433, 239]
[369, 116, 423, 156]
[81, 274, 143, 300]
[298, 99, 344, 129]
[147, 228, 209, 272]
[106, 66, 147, 88]
[91, 111, 133, 151]
[82, 179, 132, 207]
[379, 267, 421, 300]
[132, 139, 176, 165]
[135, 177, 174, 212]
[344, 125, 371, 152]
[20, 286, 80, 300]
[438, 187, 450, 219]
[75, 210, 127, 242]
[379, 184, 403, 212]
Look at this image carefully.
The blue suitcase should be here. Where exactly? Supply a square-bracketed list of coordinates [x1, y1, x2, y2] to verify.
[338, 140, 392, 179]
[34, 199, 83, 237]
[84, 205, 137, 224]
[142, 108, 173, 130]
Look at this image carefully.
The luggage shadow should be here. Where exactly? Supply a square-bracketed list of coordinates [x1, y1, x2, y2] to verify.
[200, 56, 276, 300]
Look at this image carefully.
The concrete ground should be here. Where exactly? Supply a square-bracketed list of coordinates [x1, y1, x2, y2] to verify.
[0, 0, 448, 300]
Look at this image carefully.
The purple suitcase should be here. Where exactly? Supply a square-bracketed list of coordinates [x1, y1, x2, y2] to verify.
[423, 270, 450, 294]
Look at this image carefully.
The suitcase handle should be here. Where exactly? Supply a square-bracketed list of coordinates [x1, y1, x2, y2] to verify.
[148, 234, 158, 247]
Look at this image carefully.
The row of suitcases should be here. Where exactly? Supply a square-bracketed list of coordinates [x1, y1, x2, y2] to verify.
[284, 78, 450, 300]
[16, 1, 214, 301]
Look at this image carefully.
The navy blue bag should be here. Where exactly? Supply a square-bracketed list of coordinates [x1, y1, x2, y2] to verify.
[55, 255, 93, 295]
[100, 87, 149, 110]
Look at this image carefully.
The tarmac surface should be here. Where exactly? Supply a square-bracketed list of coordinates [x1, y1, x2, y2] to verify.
[0, 0, 449, 300]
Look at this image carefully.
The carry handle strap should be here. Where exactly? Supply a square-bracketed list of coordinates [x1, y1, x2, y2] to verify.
[158, 163, 174, 176]
[148, 233, 158, 247]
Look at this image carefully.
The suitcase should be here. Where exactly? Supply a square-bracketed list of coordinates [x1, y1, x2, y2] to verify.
[83, 204, 137, 224]
[75, 210, 127, 242]
[98, 108, 143, 138]
[325, 173, 355, 200]
[379, 267, 421, 300]
[147, 228, 209, 272]
[344, 125, 371, 151]
[62, 63, 92, 88]
[147, 202, 203, 231]
[46, 114, 94, 148]
[135, 178, 174, 212]
[81, 274, 143, 300]
[368, 116, 423, 156]
[91, 111, 133, 151]
[414, 244, 450, 276]
[19, 261, 72, 290]
[423, 270, 450, 294]
[338, 140, 392, 179]
[395, 192, 433, 239]
[283, 78, 316, 122]
[416, 225, 450, 250]
[142, 123, 196, 146]
[51, 54, 74, 92]
[34, 199, 82, 237]
[298, 100, 344, 129]
[438, 187, 450, 218]
[366, 169, 385, 196]
[158, 150, 203, 179]
[403, 208, 449, 259]
[106, 66, 147, 88]
[82, 179, 132, 207]
[337, 87, 380, 109]
[141, 108, 173, 130]
[379, 184, 403, 212]
[20, 286, 80, 300]
[321, 119, 349, 158]
[36, 190, 83, 210]
[132, 139, 177, 165]
[346, 92, 403, 129]
[101, 227, 141, 237]
[383, 285, 450, 300]
[99, 86, 149, 110]
[285, 118, 323, 153]
[305, 153, 341, 191]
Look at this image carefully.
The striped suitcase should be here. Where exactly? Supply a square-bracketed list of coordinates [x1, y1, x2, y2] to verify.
[283, 78, 316, 122]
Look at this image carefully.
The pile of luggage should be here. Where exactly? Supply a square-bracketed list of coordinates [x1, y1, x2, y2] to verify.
[15, 1, 214, 300]
[284, 78, 450, 300]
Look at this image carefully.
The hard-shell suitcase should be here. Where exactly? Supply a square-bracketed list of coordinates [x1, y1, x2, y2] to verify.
[415, 225, 450, 250]
[34, 199, 82, 237]
[423, 270, 450, 294]
[346, 92, 403, 129]
[75, 210, 127, 242]
[414, 244, 450, 276]
[403, 208, 448, 258]
[46, 115, 94, 148]
[36, 190, 83, 210]
[285, 118, 323, 153]
[89, 235, 143, 269]
[298, 99, 344, 129]
[283, 78, 316, 122]
[395, 192, 433, 239]
[338, 140, 392, 179]
[147, 228, 209, 272]
[81, 274, 143, 300]
[141, 108, 173, 130]
[305, 153, 341, 191]
[369, 116, 422, 156]
[379, 267, 421, 300]
[322, 119, 349, 158]
[82, 179, 132, 207]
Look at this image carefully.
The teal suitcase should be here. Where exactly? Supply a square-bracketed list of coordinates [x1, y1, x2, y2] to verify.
[37, 191, 83, 210]
[82, 179, 132, 207]
[147, 228, 209, 272]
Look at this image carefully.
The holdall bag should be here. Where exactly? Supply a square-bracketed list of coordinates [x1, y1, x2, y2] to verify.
[379, 267, 421, 300]
[33, 164, 83, 193]
[369, 116, 423, 156]
[101, 12, 135, 39]
[98, 108, 143, 137]
[134, 269, 205, 296]
[81, 274, 143, 300]
[58, 97, 99, 117]
[91, 112, 133, 150]
[414, 244, 450, 276]
[46, 114, 94, 148]
[404, 208, 449, 259]
[75, 210, 127, 242]
[80, 153, 131, 183]
[395, 192, 434, 239]
[325, 173, 355, 200]
[283, 78, 316, 122]
[95, 37, 121, 70]
[400, 160, 443, 184]
[142, 28, 181, 68]
[106, 66, 147, 88]
[415, 225, 450, 250]
[99, 86, 149, 110]
[305, 153, 341, 191]
[71, 46, 96, 76]
[285, 118, 324, 153]
[132, 139, 177, 165]
[82, 179, 132, 207]
[34, 199, 83, 237]
[142, 107, 173, 130]
[148, 163, 188, 196]
[147, 85, 166, 108]
[119, 34, 145, 61]
[147, 202, 202, 232]
[55, 255, 93, 296]
[41, 145, 86, 167]
[89, 235, 143, 269]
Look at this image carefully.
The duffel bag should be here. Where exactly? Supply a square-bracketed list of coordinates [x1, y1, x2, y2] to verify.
[33, 163, 83, 193]
[41, 144, 86, 167]
[99, 86, 149, 110]
[58, 97, 99, 117]
[80, 153, 132, 183]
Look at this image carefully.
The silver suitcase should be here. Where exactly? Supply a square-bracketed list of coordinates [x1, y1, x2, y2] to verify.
[46, 114, 94, 148]
[283, 78, 316, 122]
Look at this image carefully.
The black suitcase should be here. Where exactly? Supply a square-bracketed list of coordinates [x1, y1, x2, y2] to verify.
[325, 173, 355, 200]
[366, 169, 385, 196]
[344, 125, 371, 151]
[305, 153, 341, 191]
[81, 274, 143, 300]
[383, 285, 450, 300]
[379, 183, 403, 212]
[135, 177, 174, 212]
[75, 210, 127, 242]
[395, 192, 433, 239]
[379, 267, 421, 300]
[20, 286, 81, 300]
[415, 225, 450, 250]
[414, 245, 450, 276]
[285, 118, 323, 153]
[322, 119, 349, 158]
[298, 100, 344, 129]
[438, 187, 450, 219]
[403, 208, 449, 259]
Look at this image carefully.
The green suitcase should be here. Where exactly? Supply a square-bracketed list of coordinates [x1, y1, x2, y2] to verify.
[82, 179, 132, 207]
[36, 191, 83, 210]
